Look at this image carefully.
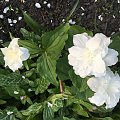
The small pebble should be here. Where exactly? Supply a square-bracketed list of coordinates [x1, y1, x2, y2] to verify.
[10, 24, 13, 26]
[5, 0, 9, 1]
[3, 7, 9, 13]
[47, 3, 51, 8]
[18, 16, 22, 21]
[81, 13, 84, 16]
[113, 15, 115, 18]
[98, 15, 103, 21]
[81, 7, 84, 11]
[0, 15, 4, 19]
[118, 0, 120, 3]
[69, 19, 76, 25]
[35, 3, 41, 8]
[8, 18, 12, 23]
[13, 20, 17, 24]
[43, 1, 47, 4]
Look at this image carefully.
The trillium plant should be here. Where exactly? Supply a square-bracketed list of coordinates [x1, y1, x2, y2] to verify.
[0, 11, 120, 120]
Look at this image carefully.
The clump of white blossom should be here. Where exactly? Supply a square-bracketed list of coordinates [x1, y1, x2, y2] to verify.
[68, 32, 120, 109]
[1, 38, 30, 72]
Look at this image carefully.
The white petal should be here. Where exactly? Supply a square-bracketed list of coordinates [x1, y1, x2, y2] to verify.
[68, 46, 84, 58]
[89, 92, 107, 106]
[104, 48, 118, 66]
[91, 56, 106, 77]
[20, 47, 30, 61]
[1, 47, 8, 55]
[9, 38, 20, 48]
[106, 94, 119, 109]
[68, 54, 78, 66]
[73, 33, 89, 47]
[9, 60, 23, 72]
[94, 33, 111, 46]
[86, 37, 101, 52]
[87, 77, 100, 92]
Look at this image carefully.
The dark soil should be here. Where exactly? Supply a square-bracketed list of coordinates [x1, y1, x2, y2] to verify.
[0, 0, 120, 42]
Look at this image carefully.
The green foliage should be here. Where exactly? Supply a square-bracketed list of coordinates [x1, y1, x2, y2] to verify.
[0, 11, 120, 120]
[110, 33, 120, 60]
[35, 77, 50, 94]
[57, 56, 71, 80]
[23, 12, 45, 35]
[41, 23, 70, 60]
[21, 103, 42, 117]
[37, 53, 58, 86]
[43, 103, 54, 120]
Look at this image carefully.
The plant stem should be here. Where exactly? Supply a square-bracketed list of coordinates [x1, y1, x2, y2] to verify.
[59, 80, 63, 93]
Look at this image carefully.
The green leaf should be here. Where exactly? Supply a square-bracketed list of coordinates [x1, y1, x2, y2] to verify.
[101, 117, 113, 120]
[42, 23, 70, 60]
[21, 103, 42, 116]
[63, 117, 76, 120]
[35, 77, 50, 94]
[56, 56, 71, 80]
[20, 28, 41, 43]
[0, 51, 4, 65]
[72, 104, 89, 117]
[0, 99, 6, 104]
[18, 40, 41, 55]
[69, 69, 88, 92]
[23, 12, 44, 35]
[0, 107, 18, 120]
[0, 73, 23, 86]
[43, 102, 54, 120]
[110, 33, 120, 61]
[37, 53, 58, 86]
[0, 73, 26, 99]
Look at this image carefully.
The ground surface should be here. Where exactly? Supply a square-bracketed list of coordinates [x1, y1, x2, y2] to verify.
[0, 0, 120, 43]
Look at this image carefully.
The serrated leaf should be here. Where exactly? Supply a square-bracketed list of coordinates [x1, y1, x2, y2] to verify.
[72, 104, 89, 117]
[69, 69, 88, 92]
[56, 56, 71, 80]
[43, 103, 54, 120]
[101, 117, 113, 120]
[0, 51, 4, 65]
[37, 53, 58, 86]
[110, 33, 120, 61]
[42, 23, 70, 60]
[21, 103, 42, 116]
[63, 117, 76, 120]
[20, 28, 41, 43]
[0, 73, 26, 99]
[0, 107, 18, 120]
[23, 12, 44, 35]
[35, 77, 50, 94]
[0, 73, 23, 86]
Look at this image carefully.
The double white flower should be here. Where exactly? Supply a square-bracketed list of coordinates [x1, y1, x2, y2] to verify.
[87, 68, 120, 109]
[68, 33, 118, 78]
[68, 33, 120, 109]
[1, 38, 30, 72]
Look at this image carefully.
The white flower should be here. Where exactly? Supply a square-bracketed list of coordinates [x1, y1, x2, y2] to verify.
[1, 38, 30, 72]
[68, 33, 118, 78]
[87, 68, 120, 109]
